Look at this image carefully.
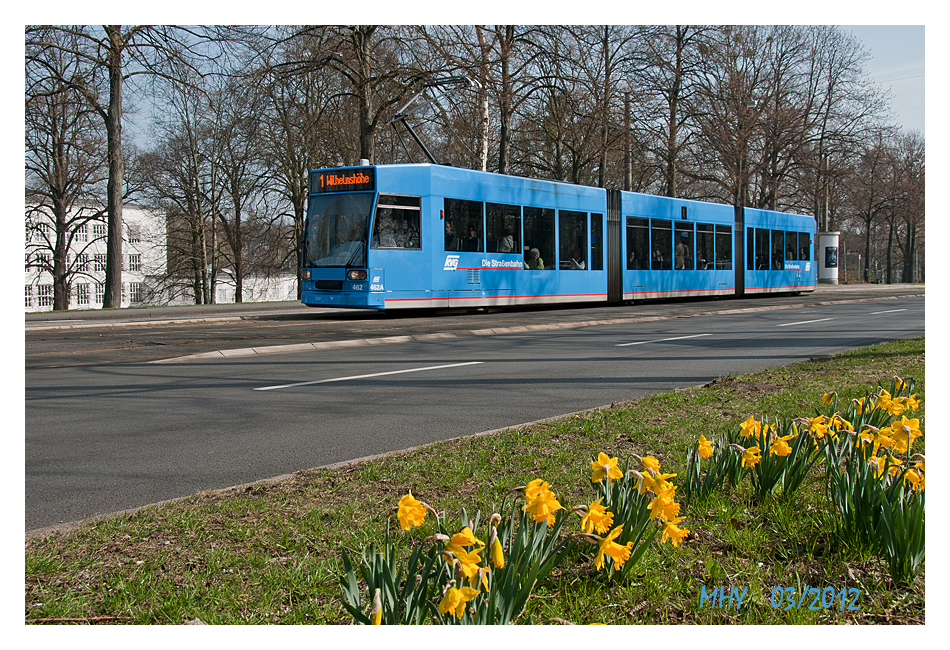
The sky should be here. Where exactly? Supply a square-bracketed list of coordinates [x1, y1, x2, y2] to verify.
[841, 25, 926, 135]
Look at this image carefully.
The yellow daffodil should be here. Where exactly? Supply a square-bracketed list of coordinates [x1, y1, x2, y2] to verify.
[523, 481, 563, 526]
[890, 416, 922, 454]
[590, 452, 624, 483]
[490, 536, 505, 569]
[648, 490, 680, 522]
[829, 415, 852, 432]
[596, 525, 634, 571]
[874, 428, 896, 454]
[446, 526, 484, 554]
[641, 456, 661, 473]
[396, 491, 427, 531]
[853, 397, 866, 415]
[438, 586, 479, 619]
[581, 497, 615, 534]
[523, 479, 554, 501]
[741, 445, 762, 468]
[808, 415, 830, 439]
[452, 546, 487, 587]
[698, 435, 714, 459]
[903, 468, 922, 490]
[876, 389, 893, 412]
[639, 471, 677, 496]
[769, 434, 796, 457]
[661, 517, 690, 547]
[739, 415, 761, 438]
[888, 397, 907, 417]
[822, 392, 835, 405]
[906, 393, 920, 410]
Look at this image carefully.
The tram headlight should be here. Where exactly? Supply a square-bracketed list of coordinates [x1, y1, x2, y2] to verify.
[347, 270, 367, 281]
[301, 269, 311, 280]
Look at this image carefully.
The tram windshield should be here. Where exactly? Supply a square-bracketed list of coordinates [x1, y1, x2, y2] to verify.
[304, 193, 374, 268]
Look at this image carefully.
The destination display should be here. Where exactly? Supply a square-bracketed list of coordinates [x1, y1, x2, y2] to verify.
[311, 168, 376, 193]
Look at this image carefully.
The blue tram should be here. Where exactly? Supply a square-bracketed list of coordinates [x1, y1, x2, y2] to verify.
[300, 164, 816, 310]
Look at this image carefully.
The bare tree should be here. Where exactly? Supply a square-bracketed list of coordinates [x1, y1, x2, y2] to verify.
[25, 25, 211, 308]
[26, 29, 107, 311]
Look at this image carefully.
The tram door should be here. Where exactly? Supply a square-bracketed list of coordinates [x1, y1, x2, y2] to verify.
[607, 189, 623, 303]
[734, 205, 745, 296]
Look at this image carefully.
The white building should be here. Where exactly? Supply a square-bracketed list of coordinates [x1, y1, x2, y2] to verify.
[25, 205, 169, 312]
[25, 204, 299, 312]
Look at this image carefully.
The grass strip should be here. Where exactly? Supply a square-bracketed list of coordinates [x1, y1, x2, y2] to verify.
[25, 337, 925, 625]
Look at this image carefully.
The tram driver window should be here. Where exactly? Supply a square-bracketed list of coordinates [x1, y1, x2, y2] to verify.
[372, 194, 422, 249]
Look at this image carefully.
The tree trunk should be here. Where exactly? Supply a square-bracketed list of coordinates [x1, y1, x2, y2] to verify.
[475, 26, 491, 172]
[102, 25, 124, 309]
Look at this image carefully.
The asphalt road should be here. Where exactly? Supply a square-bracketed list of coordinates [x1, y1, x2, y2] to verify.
[25, 285, 925, 533]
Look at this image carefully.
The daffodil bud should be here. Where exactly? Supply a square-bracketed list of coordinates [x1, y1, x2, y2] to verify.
[490, 537, 505, 569]
[370, 588, 382, 625]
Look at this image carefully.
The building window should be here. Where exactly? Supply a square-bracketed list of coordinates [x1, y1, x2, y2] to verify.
[75, 224, 88, 242]
[76, 253, 89, 272]
[76, 283, 90, 306]
[127, 226, 140, 244]
[38, 284, 53, 307]
[93, 223, 107, 238]
[94, 254, 107, 272]
[95, 283, 104, 304]
[128, 254, 141, 272]
[25, 285, 33, 308]
[129, 282, 144, 303]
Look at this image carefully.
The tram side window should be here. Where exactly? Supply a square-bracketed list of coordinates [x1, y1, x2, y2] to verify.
[798, 232, 811, 260]
[785, 231, 798, 261]
[715, 225, 732, 269]
[652, 219, 672, 270]
[626, 217, 649, 270]
[445, 198, 483, 252]
[558, 210, 588, 270]
[755, 228, 770, 270]
[486, 203, 521, 253]
[590, 213, 604, 271]
[771, 230, 784, 270]
[675, 221, 694, 270]
[523, 206, 555, 270]
[372, 194, 421, 250]
[698, 223, 715, 270]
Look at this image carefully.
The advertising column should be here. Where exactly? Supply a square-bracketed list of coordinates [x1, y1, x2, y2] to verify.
[818, 232, 840, 284]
